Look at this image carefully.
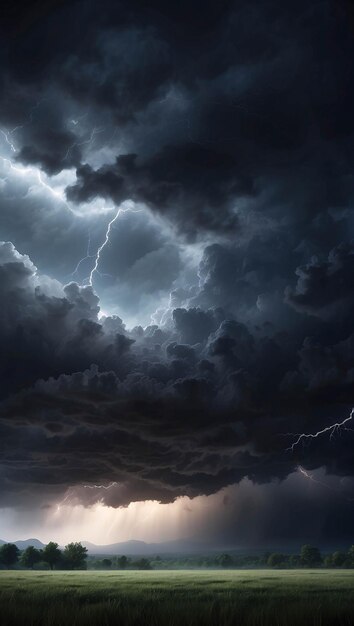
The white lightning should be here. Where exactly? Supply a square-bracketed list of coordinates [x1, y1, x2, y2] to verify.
[1, 157, 77, 214]
[80, 204, 141, 287]
[68, 232, 95, 280]
[64, 126, 105, 161]
[297, 465, 334, 491]
[286, 407, 354, 452]
[0, 129, 17, 152]
[56, 482, 118, 510]
[83, 481, 118, 490]
[0, 127, 78, 216]
[1, 119, 142, 295]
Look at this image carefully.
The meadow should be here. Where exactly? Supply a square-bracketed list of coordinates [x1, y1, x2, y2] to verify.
[0, 569, 354, 625]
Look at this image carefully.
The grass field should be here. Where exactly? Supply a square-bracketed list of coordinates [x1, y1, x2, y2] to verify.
[0, 569, 354, 625]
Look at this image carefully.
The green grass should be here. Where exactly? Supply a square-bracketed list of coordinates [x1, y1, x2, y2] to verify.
[1, 569, 354, 625]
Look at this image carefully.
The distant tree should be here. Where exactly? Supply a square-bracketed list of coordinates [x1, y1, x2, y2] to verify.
[20, 546, 42, 569]
[348, 546, 354, 567]
[63, 542, 88, 570]
[267, 553, 286, 568]
[0, 543, 20, 568]
[216, 553, 234, 568]
[323, 554, 333, 568]
[102, 558, 112, 569]
[134, 558, 152, 570]
[289, 555, 300, 568]
[42, 542, 62, 570]
[300, 545, 322, 567]
[331, 551, 347, 568]
[117, 555, 128, 569]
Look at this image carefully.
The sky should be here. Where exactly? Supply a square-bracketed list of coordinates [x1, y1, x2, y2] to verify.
[0, 0, 354, 549]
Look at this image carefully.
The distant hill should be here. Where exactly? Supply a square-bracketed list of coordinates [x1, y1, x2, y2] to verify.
[81, 538, 215, 556]
[0, 538, 45, 550]
[0, 537, 235, 555]
[14, 538, 46, 550]
[0, 537, 213, 555]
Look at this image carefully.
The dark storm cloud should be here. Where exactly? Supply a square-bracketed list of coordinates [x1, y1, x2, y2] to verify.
[0, 0, 354, 544]
[65, 147, 244, 237]
[1, 0, 353, 238]
[286, 241, 354, 320]
[0, 242, 354, 516]
[16, 128, 81, 175]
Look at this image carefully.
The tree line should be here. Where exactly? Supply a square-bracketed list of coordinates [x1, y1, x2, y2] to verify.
[0, 542, 88, 570]
[266, 544, 354, 569]
[2, 542, 354, 570]
[89, 545, 354, 570]
[0, 542, 153, 570]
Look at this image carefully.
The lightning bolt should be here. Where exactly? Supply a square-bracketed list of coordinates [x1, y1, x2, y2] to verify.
[63, 126, 105, 161]
[56, 482, 118, 510]
[285, 407, 354, 452]
[83, 482, 118, 490]
[297, 465, 334, 491]
[0, 128, 78, 216]
[0, 129, 17, 153]
[1, 117, 142, 296]
[68, 232, 95, 280]
[76, 204, 141, 287]
[1, 157, 77, 215]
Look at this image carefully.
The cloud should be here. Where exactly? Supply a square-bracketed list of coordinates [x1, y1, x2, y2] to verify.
[0, 242, 354, 516]
[286, 242, 354, 320]
[0, 0, 354, 545]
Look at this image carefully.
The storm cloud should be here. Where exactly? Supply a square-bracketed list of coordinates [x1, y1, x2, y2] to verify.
[0, 0, 354, 545]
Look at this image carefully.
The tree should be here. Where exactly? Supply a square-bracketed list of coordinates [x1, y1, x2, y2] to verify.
[267, 553, 286, 568]
[331, 551, 347, 568]
[42, 542, 62, 570]
[300, 545, 322, 567]
[102, 558, 112, 569]
[63, 542, 88, 570]
[20, 546, 42, 569]
[324, 554, 333, 568]
[216, 553, 234, 568]
[0, 543, 20, 568]
[348, 545, 354, 567]
[134, 558, 152, 570]
[117, 555, 128, 569]
[289, 555, 300, 568]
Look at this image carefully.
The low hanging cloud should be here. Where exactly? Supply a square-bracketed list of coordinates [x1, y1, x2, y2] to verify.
[1, 241, 354, 514]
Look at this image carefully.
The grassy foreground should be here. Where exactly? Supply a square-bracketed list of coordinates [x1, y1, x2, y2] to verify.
[1, 569, 354, 625]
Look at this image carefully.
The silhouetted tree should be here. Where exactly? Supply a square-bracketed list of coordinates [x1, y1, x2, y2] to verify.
[102, 558, 112, 569]
[20, 546, 42, 569]
[331, 551, 347, 568]
[42, 542, 62, 570]
[134, 558, 152, 570]
[117, 555, 128, 569]
[0, 543, 20, 568]
[324, 554, 333, 567]
[267, 553, 286, 568]
[289, 555, 300, 568]
[348, 545, 354, 567]
[216, 553, 234, 568]
[63, 542, 88, 570]
[300, 545, 322, 567]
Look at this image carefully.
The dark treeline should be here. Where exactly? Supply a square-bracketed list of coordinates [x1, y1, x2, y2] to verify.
[0, 542, 88, 570]
[89, 545, 354, 570]
[2, 542, 354, 570]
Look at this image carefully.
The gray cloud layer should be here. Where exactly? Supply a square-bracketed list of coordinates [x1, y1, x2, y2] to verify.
[0, 0, 354, 544]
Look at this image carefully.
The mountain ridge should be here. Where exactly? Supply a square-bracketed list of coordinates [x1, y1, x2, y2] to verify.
[0, 537, 216, 555]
